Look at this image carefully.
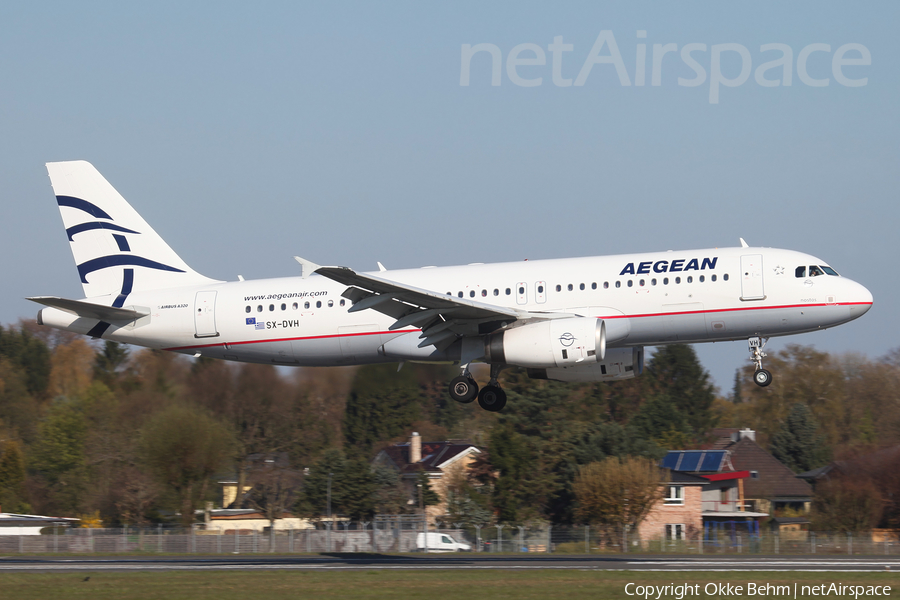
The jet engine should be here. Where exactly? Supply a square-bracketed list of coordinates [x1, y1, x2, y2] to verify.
[526, 346, 644, 382]
[484, 317, 606, 369]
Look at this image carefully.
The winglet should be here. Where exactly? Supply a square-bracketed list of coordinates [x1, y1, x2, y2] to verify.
[739, 238, 749, 248]
[293, 256, 321, 279]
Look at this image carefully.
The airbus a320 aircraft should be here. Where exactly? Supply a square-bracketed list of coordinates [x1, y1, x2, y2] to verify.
[30, 161, 873, 412]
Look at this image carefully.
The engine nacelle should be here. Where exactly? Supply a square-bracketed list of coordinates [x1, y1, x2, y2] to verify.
[527, 347, 644, 382]
[485, 317, 606, 369]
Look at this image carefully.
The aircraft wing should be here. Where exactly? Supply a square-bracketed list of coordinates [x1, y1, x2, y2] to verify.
[298, 258, 568, 350]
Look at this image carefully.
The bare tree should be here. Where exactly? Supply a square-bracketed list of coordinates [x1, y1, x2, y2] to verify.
[573, 457, 667, 537]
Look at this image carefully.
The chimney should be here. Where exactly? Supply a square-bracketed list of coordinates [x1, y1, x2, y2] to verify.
[739, 428, 756, 442]
[410, 432, 421, 464]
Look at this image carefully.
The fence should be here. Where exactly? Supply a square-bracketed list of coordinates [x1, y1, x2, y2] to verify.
[0, 525, 896, 555]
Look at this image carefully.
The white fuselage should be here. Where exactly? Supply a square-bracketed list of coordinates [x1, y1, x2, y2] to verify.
[39, 246, 873, 367]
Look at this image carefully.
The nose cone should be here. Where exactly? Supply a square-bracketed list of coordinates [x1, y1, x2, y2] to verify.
[849, 279, 873, 318]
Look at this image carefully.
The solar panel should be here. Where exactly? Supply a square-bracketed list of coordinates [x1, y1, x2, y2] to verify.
[700, 451, 726, 471]
[678, 452, 701, 471]
[661, 452, 681, 469]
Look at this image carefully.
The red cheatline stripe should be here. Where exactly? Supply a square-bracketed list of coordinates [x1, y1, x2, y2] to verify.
[164, 301, 872, 352]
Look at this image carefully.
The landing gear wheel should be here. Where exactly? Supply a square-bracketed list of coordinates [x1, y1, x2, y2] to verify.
[753, 369, 772, 387]
[449, 376, 478, 403]
[477, 385, 507, 412]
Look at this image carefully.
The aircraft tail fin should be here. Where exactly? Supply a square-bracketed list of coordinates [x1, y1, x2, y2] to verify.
[46, 161, 219, 299]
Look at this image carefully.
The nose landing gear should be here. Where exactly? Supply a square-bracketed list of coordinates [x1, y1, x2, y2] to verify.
[749, 337, 772, 387]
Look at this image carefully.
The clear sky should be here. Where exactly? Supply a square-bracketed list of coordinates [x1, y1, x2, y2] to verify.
[1, 2, 896, 392]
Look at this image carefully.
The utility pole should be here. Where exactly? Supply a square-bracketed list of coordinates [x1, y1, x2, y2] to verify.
[418, 482, 427, 552]
[327, 472, 333, 552]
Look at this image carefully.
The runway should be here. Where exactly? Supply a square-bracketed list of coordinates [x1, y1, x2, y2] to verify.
[0, 554, 898, 573]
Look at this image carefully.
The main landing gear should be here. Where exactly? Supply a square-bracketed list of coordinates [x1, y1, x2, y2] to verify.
[748, 336, 772, 387]
[448, 364, 507, 412]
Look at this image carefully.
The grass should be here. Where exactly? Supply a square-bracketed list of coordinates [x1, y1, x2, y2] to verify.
[0, 570, 895, 600]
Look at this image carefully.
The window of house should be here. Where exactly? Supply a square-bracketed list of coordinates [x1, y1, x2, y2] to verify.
[666, 524, 685, 541]
[750, 470, 759, 479]
[664, 485, 684, 505]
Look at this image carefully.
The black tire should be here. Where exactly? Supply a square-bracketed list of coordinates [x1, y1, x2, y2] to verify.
[753, 368, 772, 387]
[477, 385, 507, 412]
[449, 376, 478, 403]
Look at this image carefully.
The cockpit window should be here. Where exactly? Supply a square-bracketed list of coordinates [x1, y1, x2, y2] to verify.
[795, 266, 806, 278]
[821, 266, 839, 276]
[809, 265, 825, 277]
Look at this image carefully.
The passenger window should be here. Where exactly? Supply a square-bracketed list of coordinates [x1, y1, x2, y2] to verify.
[556, 285, 561, 292]
[304, 301, 310, 309]
[505, 288, 511, 295]
[257, 305, 263, 312]
[281, 303, 286, 311]
[245, 306, 251, 313]
[494, 289, 499, 296]
[663, 278, 669, 285]
[269, 304, 275, 311]
[537, 285, 544, 293]
[292, 302, 298, 310]
[675, 277, 681, 284]
[328, 300, 334, 307]
[482, 289, 487, 297]
[699, 275, 705, 283]
[458, 292, 463, 298]
[627, 280, 633, 288]
[603, 282, 609, 289]
[316, 301, 322, 308]
[567, 284, 573, 291]
[711, 275, 717, 282]
[615, 281, 621, 288]
[469, 290, 475, 298]
[809, 265, 824, 277]
[687, 276, 693, 283]
[795, 266, 806, 278]
[591, 282, 597, 290]
[724, 274, 729, 281]
[579, 283, 585, 291]
[639, 279, 645, 287]
[518, 286, 525, 294]
[340, 299, 345, 307]
[651, 278, 657, 286]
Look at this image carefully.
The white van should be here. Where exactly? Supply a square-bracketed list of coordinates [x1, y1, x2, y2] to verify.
[416, 532, 471, 552]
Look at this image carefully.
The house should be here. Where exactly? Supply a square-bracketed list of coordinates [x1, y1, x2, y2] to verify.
[0, 512, 79, 536]
[372, 432, 480, 523]
[637, 469, 707, 541]
[711, 428, 814, 515]
[203, 507, 312, 533]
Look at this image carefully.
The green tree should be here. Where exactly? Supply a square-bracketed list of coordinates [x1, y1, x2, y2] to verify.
[342, 364, 421, 458]
[0, 439, 30, 513]
[647, 345, 717, 435]
[30, 399, 90, 514]
[415, 471, 440, 506]
[0, 324, 51, 398]
[93, 341, 129, 388]
[770, 403, 830, 473]
[811, 476, 882, 532]
[628, 394, 692, 449]
[297, 448, 377, 521]
[139, 403, 236, 527]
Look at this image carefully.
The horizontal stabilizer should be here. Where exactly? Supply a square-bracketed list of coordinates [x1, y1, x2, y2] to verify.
[27, 296, 149, 322]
